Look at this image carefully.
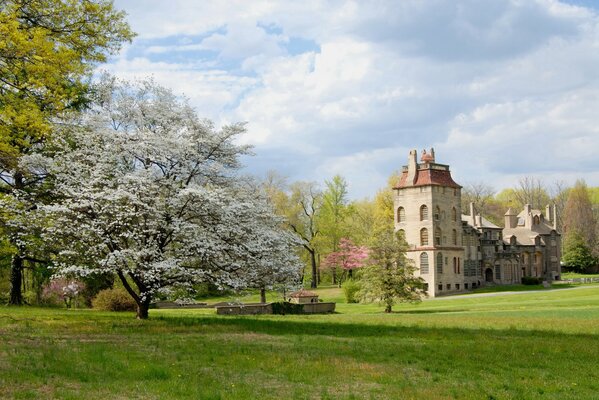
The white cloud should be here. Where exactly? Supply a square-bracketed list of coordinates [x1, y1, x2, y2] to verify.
[108, 0, 599, 198]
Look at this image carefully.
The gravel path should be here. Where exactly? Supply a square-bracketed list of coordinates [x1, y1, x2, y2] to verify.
[428, 284, 595, 300]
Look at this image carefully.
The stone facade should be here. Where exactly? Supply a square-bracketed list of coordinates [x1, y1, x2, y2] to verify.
[393, 149, 561, 297]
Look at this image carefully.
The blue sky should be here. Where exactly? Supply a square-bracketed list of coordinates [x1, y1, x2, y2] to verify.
[107, 0, 599, 199]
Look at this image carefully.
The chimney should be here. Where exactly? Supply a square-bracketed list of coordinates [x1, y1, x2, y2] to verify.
[524, 204, 532, 228]
[552, 204, 558, 230]
[406, 150, 417, 186]
[504, 208, 516, 229]
[470, 202, 476, 226]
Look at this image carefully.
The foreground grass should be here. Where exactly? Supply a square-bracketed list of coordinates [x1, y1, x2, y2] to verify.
[1, 287, 599, 399]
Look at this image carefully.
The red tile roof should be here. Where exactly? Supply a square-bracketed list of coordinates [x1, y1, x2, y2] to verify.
[394, 167, 461, 189]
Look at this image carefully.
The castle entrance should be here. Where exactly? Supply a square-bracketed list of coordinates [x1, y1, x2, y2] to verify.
[485, 268, 493, 283]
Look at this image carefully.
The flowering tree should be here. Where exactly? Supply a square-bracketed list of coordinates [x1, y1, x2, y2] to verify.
[322, 238, 368, 282]
[42, 77, 302, 318]
[42, 278, 85, 308]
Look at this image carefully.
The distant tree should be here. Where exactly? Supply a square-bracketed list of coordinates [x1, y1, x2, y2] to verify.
[319, 175, 352, 284]
[0, 0, 134, 305]
[322, 238, 368, 282]
[513, 176, 550, 210]
[358, 227, 426, 313]
[562, 231, 597, 273]
[549, 180, 570, 234]
[563, 180, 597, 256]
[42, 78, 301, 319]
[461, 182, 495, 216]
[286, 182, 323, 288]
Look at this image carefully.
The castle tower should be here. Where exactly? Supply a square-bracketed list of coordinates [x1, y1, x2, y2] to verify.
[393, 148, 464, 297]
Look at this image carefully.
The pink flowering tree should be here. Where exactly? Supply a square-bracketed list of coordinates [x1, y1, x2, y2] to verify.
[322, 238, 369, 282]
[42, 278, 85, 309]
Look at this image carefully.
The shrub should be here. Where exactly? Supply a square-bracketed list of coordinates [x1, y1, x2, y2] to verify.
[521, 276, 542, 285]
[342, 279, 360, 303]
[271, 302, 304, 315]
[92, 288, 136, 311]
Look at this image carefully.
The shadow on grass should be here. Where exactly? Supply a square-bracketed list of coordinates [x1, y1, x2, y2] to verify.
[152, 313, 597, 341]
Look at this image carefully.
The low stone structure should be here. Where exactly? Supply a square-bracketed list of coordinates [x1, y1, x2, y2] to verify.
[216, 303, 272, 315]
[288, 289, 319, 304]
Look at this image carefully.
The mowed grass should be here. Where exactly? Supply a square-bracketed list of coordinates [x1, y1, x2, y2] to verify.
[1, 287, 599, 399]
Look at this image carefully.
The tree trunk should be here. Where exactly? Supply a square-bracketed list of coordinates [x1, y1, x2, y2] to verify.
[310, 250, 318, 289]
[9, 254, 23, 305]
[332, 266, 337, 285]
[9, 172, 24, 306]
[385, 304, 392, 313]
[260, 287, 266, 303]
[348, 269, 353, 279]
[136, 299, 150, 319]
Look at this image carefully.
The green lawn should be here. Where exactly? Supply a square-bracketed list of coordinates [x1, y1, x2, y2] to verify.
[1, 286, 599, 399]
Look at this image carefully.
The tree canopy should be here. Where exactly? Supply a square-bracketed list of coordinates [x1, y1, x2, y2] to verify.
[41, 78, 301, 318]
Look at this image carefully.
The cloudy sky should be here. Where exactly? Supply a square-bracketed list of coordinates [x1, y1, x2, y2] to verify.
[107, 0, 599, 199]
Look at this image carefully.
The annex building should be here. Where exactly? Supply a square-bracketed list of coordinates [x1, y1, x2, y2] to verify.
[393, 148, 561, 297]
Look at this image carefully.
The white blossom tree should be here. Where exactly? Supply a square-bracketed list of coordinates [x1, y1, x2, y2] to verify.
[42, 77, 302, 318]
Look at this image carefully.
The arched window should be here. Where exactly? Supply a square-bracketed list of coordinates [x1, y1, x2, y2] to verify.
[533, 215, 540, 225]
[420, 252, 429, 274]
[436, 253, 443, 274]
[434, 206, 441, 220]
[452, 207, 457, 222]
[397, 207, 405, 222]
[452, 229, 457, 245]
[420, 205, 428, 221]
[435, 227, 442, 245]
[420, 228, 429, 246]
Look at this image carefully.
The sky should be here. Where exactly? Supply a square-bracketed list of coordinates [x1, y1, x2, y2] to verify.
[106, 0, 599, 199]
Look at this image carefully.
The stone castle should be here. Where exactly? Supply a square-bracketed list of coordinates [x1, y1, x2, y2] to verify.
[393, 148, 561, 297]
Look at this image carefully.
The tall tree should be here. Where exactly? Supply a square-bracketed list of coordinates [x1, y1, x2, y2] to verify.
[563, 180, 597, 256]
[287, 181, 322, 288]
[0, 0, 133, 304]
[320, 175, 351, 284]
[358, 227, 426, 313]
[42, 78, 301, 319]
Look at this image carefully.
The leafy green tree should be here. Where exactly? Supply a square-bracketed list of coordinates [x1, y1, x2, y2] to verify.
[319, 175, 352, 284]
[358, 227, 426, 313]
[286, 181, 323, 288]
[563, 180, 597, 257]
[0, 0, 133, 304]
[562, 231, 597, 273]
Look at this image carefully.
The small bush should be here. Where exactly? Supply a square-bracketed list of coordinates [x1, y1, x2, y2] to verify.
[92, 288, 136, 311]
[521, 276, 542, 285]
[271, 302, 304, 315]
[342, 279, 360, 303]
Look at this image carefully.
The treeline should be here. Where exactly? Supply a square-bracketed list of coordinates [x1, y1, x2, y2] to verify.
[264, 175, 599, 288]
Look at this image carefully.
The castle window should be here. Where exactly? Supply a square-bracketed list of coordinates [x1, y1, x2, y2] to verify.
[438, 284, 442, 291]
[452, 229, 457, 245]
[434, 206, 440, 221]
[420, 252, 429, 274]
[435, 228, 441, 246]
[437, 253, 443, 274]
[533, 215, 540, 225]
[420, 228, 429, 246]
[420, 205, 428, 221]
[452, 207, 457, 222]
[397, 207, 405, 223]
[495, 265, 501, 280]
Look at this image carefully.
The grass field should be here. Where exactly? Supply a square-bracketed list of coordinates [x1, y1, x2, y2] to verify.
[1, 286, 599, 399]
